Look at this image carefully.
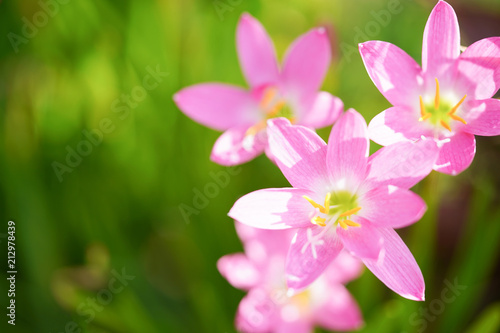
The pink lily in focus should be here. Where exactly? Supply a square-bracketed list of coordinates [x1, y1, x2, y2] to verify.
[229, 110, 440, 300]
[359, 0, 500, 175]
[218, 222, 363, 333]
[174, 13, 343, 166]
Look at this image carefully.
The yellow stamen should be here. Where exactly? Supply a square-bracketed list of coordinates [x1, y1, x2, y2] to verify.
[339, 206, 362, 217]
[450, 114, 467, 125]
[419, 96, 426, 117]
[245, 87, 293, 142]
[434, 78, 441, 109]
[245, 120, 266, 136]
[448, 94, 467, 116]
[344, 220, 361, 228]
[291, 290, 311, 309]
[324, 193, 331, 215]
[339, 220, 348, 230]
[260, 87, 277, 109]
[417, 79, 467, 129]
[419, 113, 432, 122]
[440, 120, 452, 132]
[311, 216, 326, 227]
[266, 100, 286, 117]
[303, 195, 326, 213]
[304, 195, 362, 229]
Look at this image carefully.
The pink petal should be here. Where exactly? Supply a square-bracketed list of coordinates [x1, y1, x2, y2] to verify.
[297, 92, 344, 129]
[281, 28, 331, 97]
[455, 37, 500, 99]
[236, 288, 279, 333]
[217, 254, 261, 290]
[235, 223, 293, 260]
[267, 118, 329, 192]
[337, 218, 383, 260]
[361, 186, 427, 229]
[359, 41, 423, 107]
[275, 319, 312, 333]
[286, 228, 342, 290]
[324, 251, 364, 285]
[365, 139, 439, 189]
[422, 1, 461, 82]
[229, 188, 315, 230]
[463, 99, 500, 136]
[326, 109, 369, 190]
[237, 13, 279, 88]
[235, 221, 264, 243]
[368, 106, 432, 146]
[313, 284, 363, 331]
[434, 131, 476, 175]
[210, 126, 266, 166]
[174, 83, 257, 131]
[264, 145, 277, 164]
[362, 228, 425, 301]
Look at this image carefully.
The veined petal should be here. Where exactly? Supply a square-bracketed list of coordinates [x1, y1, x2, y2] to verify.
[361, 186, 427, 229]
[313, 284, 363, 332]
[229, 188, 315, 230]
[267, 118, 329, 191]
[237, 13, 280, 88]
[327, 109, 369, 190]
[455, 37, 500, 99]
[362, 228, 425, 301]
[210, 126, 266, 166]
[422, 0, 461, 82]
[264, 145, 277, 165]
[366, 140, 439, 189]
[174, 83, 257, 131]
[217, 253, 261, 290]
[368, 106, 432, 146]
[359, 41, 423, 107]
[337, 218, 383, 260]
[297, 92, 344, 129]
[286, 228, 342, 290]
[434, 131, 476, 175]
[463, 99, 500, 136]
[281, 28, 331, 97]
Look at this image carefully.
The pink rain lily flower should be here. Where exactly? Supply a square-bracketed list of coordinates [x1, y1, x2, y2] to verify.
[218, 222, 363, 333]
[359, 0, 500, 175]
[229, 109, 440, 300]
[174, 13, 343, 166]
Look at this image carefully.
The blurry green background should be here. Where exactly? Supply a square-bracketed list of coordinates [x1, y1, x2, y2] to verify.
[1, 0, 500, 332]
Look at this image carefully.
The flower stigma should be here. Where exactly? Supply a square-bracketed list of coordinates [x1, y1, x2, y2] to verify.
[300, 191, 362, 258]
[418, 78, 467, 132]
[303, 191, 362, 230]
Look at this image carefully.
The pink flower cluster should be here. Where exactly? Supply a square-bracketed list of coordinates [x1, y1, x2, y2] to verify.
[218, 223, 363, 332]
[174, 1, 500, 332]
